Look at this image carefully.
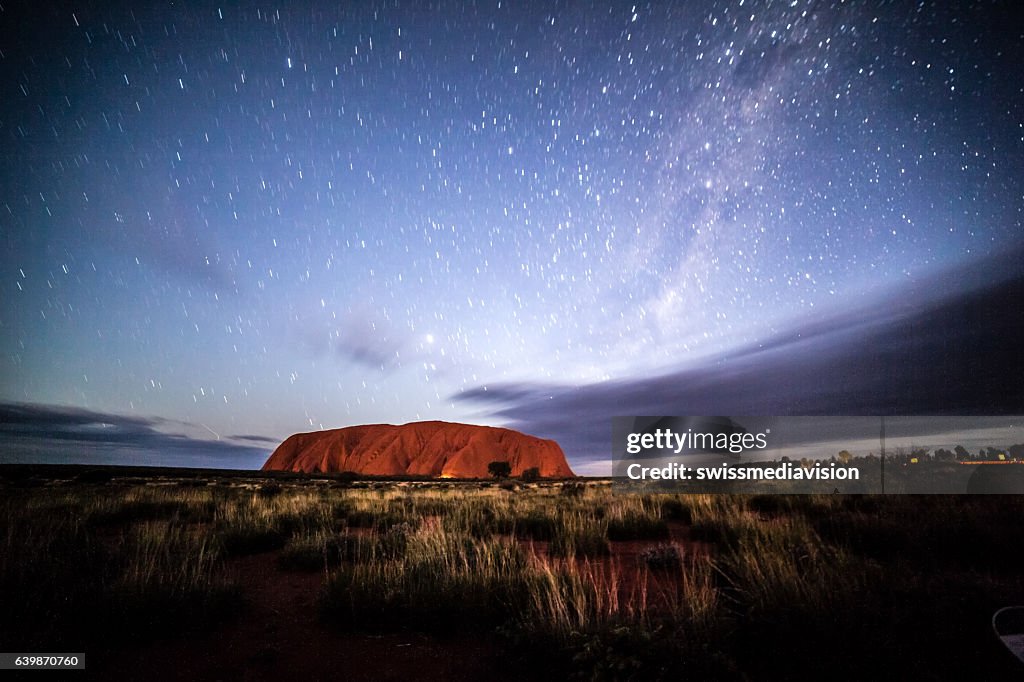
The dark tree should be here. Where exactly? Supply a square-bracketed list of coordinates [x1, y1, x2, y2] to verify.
[520, 466, 541, 483]
[488, 461, 512, 479]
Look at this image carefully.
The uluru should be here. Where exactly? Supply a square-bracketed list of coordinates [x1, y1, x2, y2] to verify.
[261, 421, 575, 479]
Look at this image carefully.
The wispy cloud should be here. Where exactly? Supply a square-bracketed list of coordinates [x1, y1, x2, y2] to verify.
[293, 304, 409, 371]
[458, 263, 1024, 468]
[0, 403, 272, 469]
[227, 434, 281, 444]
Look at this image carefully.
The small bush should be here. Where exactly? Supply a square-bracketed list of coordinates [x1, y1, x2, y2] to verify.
[327, 498, 355, 519]
[278, 533, 363, 571]
[560, 482, 586, 498]
[488, 461, 513, 479]
[276, 508, 329, 536]
[514, 510, 557, 541]
[520, 467, 541, 483]
[550, 525, 610, 558]
[660, 497, 693, 523]
[258, 482, 284, 497]
[377, 523, 413, 560]
[219, 526, 288, 556]
[640, 543, 684, 569]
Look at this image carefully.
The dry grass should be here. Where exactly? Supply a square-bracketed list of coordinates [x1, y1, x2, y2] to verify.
[2, 477, 1024, 679]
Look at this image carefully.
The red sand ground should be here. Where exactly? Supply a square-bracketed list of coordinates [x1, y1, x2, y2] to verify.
[95, 552, 512, 681]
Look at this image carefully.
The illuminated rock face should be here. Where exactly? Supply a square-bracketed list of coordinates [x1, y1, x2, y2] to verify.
[261, 421, 575, 479]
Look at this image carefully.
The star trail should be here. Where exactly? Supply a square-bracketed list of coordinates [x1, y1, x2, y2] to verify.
[2, 1, 1022, 470]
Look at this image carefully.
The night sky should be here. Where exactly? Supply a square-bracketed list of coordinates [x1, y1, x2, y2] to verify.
[3, 1, 1023, 473]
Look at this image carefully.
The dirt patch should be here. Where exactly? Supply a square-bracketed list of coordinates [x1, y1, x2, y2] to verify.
[93, 549, 512, 681]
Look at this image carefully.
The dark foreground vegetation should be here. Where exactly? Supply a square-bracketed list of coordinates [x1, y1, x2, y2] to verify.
[2, 465, 1023, 680]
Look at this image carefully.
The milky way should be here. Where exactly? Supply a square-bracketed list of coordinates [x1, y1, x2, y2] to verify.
[2, 1, 1022, 470]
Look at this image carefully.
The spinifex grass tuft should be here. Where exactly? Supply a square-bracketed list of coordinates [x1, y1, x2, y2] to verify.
[277, 529, 388, 570]
[215, 489, 335, 555]
[605, 497, 670, 541]
[320, 525, 530, 630]
[548, 511, 610, 558]
[113, 521, 241, 638]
